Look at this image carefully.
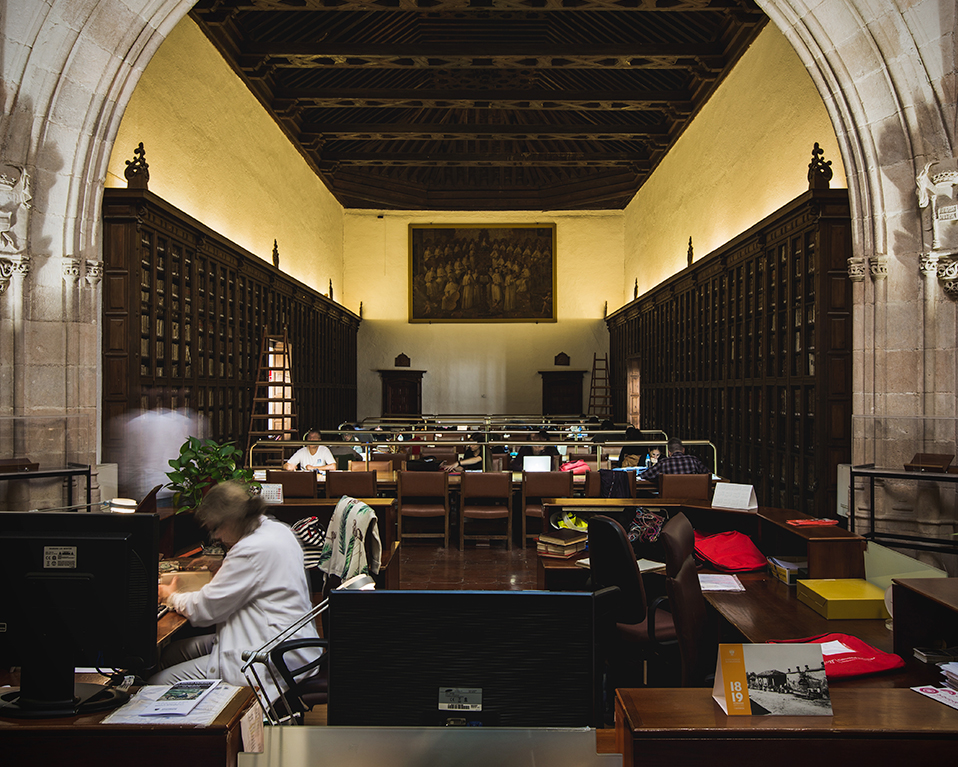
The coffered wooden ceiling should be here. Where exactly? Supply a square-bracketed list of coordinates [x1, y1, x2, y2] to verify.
[190, 0, 767, 210]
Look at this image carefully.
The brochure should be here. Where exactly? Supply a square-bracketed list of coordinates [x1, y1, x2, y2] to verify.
[142, 679, 222, 716]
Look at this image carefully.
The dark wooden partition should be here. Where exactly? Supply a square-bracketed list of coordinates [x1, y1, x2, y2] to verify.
[101, 188, 360, 474]
[607, 189, 852, 518]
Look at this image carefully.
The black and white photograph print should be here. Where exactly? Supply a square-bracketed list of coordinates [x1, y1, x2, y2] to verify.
[408, 224, 557, 323]
[742, 644, 832, 716]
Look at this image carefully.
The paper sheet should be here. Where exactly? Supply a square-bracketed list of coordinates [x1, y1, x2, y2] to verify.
[100, 684, 241, 726]
[698, 574, 745, 592]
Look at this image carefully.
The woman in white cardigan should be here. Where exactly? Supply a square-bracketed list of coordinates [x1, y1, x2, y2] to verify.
[152, 481, 321, 702]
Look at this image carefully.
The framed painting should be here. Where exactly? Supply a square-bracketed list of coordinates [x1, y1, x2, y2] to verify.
[409, 224, 557, 323]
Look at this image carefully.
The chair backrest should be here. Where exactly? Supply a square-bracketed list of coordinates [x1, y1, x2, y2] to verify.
[266, 469, 317, 498]
[587, 515, 648, 625]
[326, 470, 377, 498]
[461, 470, 511, 500]
[349, 459, 393, 478]
[373, 452, 408, 472]
[522, 470, 573, 502]
[659, 473, 711, 501]
[398, 470, 448, 499]
[659, 512, 708, 686]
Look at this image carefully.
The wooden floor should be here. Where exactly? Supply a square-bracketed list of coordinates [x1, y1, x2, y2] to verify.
[305, 540, 619, 754]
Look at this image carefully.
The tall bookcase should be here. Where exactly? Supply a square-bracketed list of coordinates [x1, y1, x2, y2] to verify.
[101, 188, 360, 471]
[607, 189, 852, 518]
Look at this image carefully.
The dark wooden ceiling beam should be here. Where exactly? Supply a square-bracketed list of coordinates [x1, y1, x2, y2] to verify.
[239, 44, 726, 72]
[298, 123, 670, 140]
[317, 151, 652, 167]
[275, 89, 692, 112]
[197, 0, 758, 12]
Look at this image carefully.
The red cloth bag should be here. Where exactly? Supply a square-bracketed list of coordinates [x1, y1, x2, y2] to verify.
[692, 529, 766, 572]
[769, 633, 905, 678]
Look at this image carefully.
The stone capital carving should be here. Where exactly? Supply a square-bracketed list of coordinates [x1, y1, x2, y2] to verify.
[847, 256, 867, 282]
[9, 254, 30, 278]
[917, 158, 958, 252]
[937, 257, 958, 297]
[0, 163, 32, 255]
[84, 259, 103, 288]
[869, 255, 888, 280]
[0, 258, 12, 294]
[62, 257, 82, 284]
[919, 253, 940, 275]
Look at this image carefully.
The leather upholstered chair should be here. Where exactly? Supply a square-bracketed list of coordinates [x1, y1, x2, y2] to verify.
[459, 471, 512, 550]
[520, 470, 573, 547]
[588, 515, 677, 700]
[266, 469, 317, 499]
[397, 470, 450, 547]
[659, 512, 712, 687]
[326, 469, 377, 499]
[659, 473, 711, 501]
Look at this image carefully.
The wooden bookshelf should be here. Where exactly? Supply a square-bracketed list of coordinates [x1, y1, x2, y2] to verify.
[101, 188, 360, 472]
[607, 189, 852, 518]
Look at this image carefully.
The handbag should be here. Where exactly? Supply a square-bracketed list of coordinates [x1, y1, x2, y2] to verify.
[693, 529, 766, 572]
[768, 633, 905, 678]
[560, 459, 589, 474]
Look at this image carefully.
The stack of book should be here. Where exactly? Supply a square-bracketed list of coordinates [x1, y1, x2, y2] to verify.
[536, 527, 588, 558]
[914, 646, 958, 666]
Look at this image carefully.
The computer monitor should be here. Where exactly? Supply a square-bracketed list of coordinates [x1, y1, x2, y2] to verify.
[0, 511, 159, 718]
[327, 590, 596, 727]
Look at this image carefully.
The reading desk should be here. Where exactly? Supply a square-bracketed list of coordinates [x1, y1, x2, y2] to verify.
[614, 688, 958, 767]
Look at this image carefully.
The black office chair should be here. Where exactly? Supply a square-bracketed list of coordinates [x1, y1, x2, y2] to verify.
[659, 512, 713, 687]
[269, 637, 329, 722]
[588, 515, 677, 704]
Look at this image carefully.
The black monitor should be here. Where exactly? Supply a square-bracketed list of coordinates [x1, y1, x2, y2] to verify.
[327, 590, 596, 727]
[0, 511, 159, 718]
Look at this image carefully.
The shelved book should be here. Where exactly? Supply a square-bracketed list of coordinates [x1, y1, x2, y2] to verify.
[536, 527, 588, 558]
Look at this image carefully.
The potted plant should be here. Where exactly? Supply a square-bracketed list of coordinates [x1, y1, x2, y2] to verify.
[165, 436, 257, 512]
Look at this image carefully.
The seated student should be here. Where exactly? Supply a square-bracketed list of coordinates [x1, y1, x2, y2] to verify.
[641, 437, 709, 481]
[283, 429, 337, 471]
[643, 446, 662, 469]
[617, 426, 646, 467]
[510, 429, 560, 471]
[442, 433, 484, 472]
[151, 480, 322, 703]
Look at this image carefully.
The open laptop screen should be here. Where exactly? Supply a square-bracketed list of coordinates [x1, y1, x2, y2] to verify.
[523, 454, 552, 472]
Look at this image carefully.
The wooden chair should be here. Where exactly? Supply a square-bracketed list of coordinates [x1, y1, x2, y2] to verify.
[418, 447, 458, 467]
[659, 473, 711, 501]
[372, 451, 408, 472]
[589, 515, 677, 705]
[348, 459, 392, 479]
[582, 470, 601, 497]
[520, 470, 573, 547]
[326, 470, 377, 499]
[266, 469, 317, 499]
[460, 471, 512, 550]
[660, 512, 712, 687]
[397, 470, 450, 547]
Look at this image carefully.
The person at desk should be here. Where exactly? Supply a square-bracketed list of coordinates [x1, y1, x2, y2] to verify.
[510, 429, 560, 471]
[617, 426, 647, 468]
[151, 480, 322, 700]
[641, 437, 709, 480]
[283, 429, 337, 471]
[442, 433, 484, 472]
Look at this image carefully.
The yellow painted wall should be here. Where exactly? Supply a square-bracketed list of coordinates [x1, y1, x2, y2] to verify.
[344, 211, 623, 419]
[624, 24, 846, 297]
[105, 18, 343, 293]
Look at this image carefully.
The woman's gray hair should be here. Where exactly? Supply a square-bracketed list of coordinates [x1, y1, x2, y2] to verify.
[195, 480, 265, 540]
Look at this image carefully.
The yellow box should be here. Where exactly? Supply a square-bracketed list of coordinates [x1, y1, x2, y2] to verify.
[796, 578, 890, 620]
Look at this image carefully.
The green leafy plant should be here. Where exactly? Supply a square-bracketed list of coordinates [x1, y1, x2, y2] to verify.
[165, 436, 257, 512]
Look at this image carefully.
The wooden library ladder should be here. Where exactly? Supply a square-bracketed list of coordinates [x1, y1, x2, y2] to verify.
[588, 353, 612, 419]
[245, 328, 298, 469]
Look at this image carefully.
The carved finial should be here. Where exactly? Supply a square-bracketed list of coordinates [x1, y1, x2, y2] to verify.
[124, 143, 149, 189]
[808, 142, 833, 190]
[329, 279, 334, 301]
[687, 237, 693, 267]
[359, 301, 363, 318]
[634, 278, 638, 300]
[272, 239, 279, 268]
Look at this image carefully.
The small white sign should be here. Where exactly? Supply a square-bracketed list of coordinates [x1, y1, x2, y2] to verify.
[711, 482, 758, 511]
[43, 546, 77, 569]
[438, 687, 482, 711]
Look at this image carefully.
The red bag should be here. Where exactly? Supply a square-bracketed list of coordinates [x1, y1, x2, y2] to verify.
[693, 529, 766, 572]
[769, 633, 905, 679]
[560, 460, 589, 474]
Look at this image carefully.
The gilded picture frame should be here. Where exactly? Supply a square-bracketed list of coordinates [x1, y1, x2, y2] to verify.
[409, 224, 557, 323]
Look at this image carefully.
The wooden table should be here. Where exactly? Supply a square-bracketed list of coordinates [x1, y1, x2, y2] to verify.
[542, 498, 867, 579]
[892, 577, 958, 657]
[0, 686, 256, 767]
[614, 687, 958, 767]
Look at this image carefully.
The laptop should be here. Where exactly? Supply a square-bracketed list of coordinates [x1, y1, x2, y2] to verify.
[523, 454, 553, 472]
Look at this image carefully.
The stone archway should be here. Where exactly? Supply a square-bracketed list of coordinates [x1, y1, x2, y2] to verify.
[2, 1, 953, 487]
